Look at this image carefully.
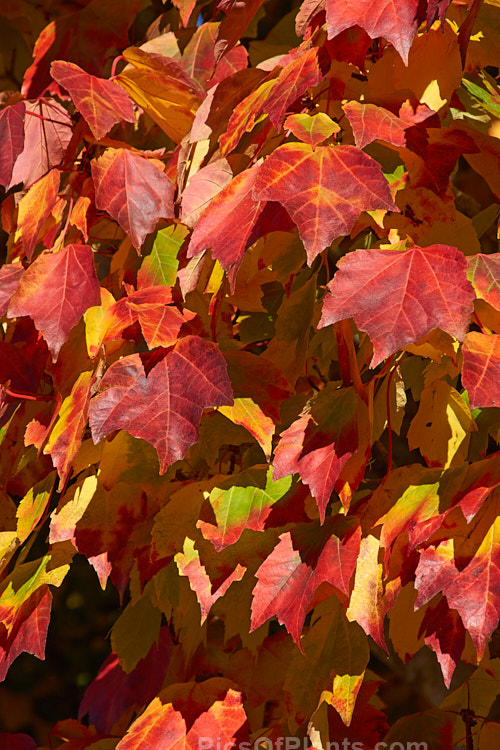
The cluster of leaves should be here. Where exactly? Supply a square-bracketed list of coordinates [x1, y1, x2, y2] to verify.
[3, 0, 500, 747]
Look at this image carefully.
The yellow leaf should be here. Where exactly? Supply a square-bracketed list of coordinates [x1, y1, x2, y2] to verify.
[407, 380, 476, 468]
[346, 535, 385, 650]
[116, 47, 202, 143]
[49, 474, 98, 544]
[84, 287, 116, 358]
[218, 397, 275, 459]
[325, 673, 365, 726]
[16, 473, 54, 544]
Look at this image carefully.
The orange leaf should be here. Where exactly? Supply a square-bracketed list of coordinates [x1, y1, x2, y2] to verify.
[44, 371, 94, 488]
[116, 699, 185, 750]
[17, 169, 60, 260]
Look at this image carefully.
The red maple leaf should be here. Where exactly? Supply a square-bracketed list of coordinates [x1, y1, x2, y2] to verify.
[0, 102, 25, 187]
[187, 164, 264, 289]
[253, 143, 397, 263]
[89, 336, 233, 473]
[51, 61, 135, 140]
[467, 253, 500, 310]
[251, 524, 360, 645]
[343, 100, 434, 149]
[91, 148, 174, 249]
[8, 244, 101, 360]
[415, 527, 500, 659]
[0, 265, 24, 317]
[8, 100, 72, 190]
[320, 244, 475, 367]
[325, 0, 420, 64]
[462, 332, 500, 409]
[0, 588, 52, 682]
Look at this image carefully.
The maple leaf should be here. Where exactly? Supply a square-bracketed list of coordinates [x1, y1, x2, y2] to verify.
[16, 475, 55, 546]
[217, 398, 275, 459]
[462, 332, 500, 410]
[111, 593, 162, 673]
[172, 0, 197, 27]
[187, 164, 265, 289]
[51, 475, 162, 592]
[284, 112, 341, 148]
[44, 371, 94, 488]
[253, 143, 397, 263]
[197, 467, 292, 550]
[426, 0, 452, 26]
[467, 253, 500, 310]
[0, 265, 24, 317]
[0, 102, 25, 187]
[180, 22, 248, 91]
[220, 47, 330, 154]
[8, 100, 72, 190]
[190, 67, 266, 144]
[175, 538, 246, 622]
[418, 598, 465, 688]
[401, 128, 477, 197]
[117, 688, 247, 750]
[407, 380, 476, 468]
[5, 0, 500, 742]
[325, 0, 420, 64]
[91, 148, 175, 250]
[116, 698, 186, 750]
[251, 524, 360, 645]
[346, 535, 386, 651]
[181, 158, 233, 227]
[296, 0, 327, 37]
[343, 100, 434, 149]
[0, 587, 52, 682]
[218, 77, 275, 155]
[323, 680, 390, 747]
[116, 46, 203, 143]
[50, 61, 135, 141]
[137, 226, 188, 289]
[319, 244, 475, 367]
[185, 689, 248, 750]
[415, 524, 500, 659]
[382, 709, 455, 749]
[8, 245, 101, 361]
[371, 467, 443, 568]
[0, 553, 71, 681]
[16, 168, 60, 261]
[284, 597, 369, 728]
[100, 286, 193, 349]
[89, 336, 233, 473]
[264, 48, 330, 131]
[273, 386, 366, 520]
[223, 351, 293, 423]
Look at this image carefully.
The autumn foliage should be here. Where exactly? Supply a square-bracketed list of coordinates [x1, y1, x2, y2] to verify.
[3, 0, 500, 748]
